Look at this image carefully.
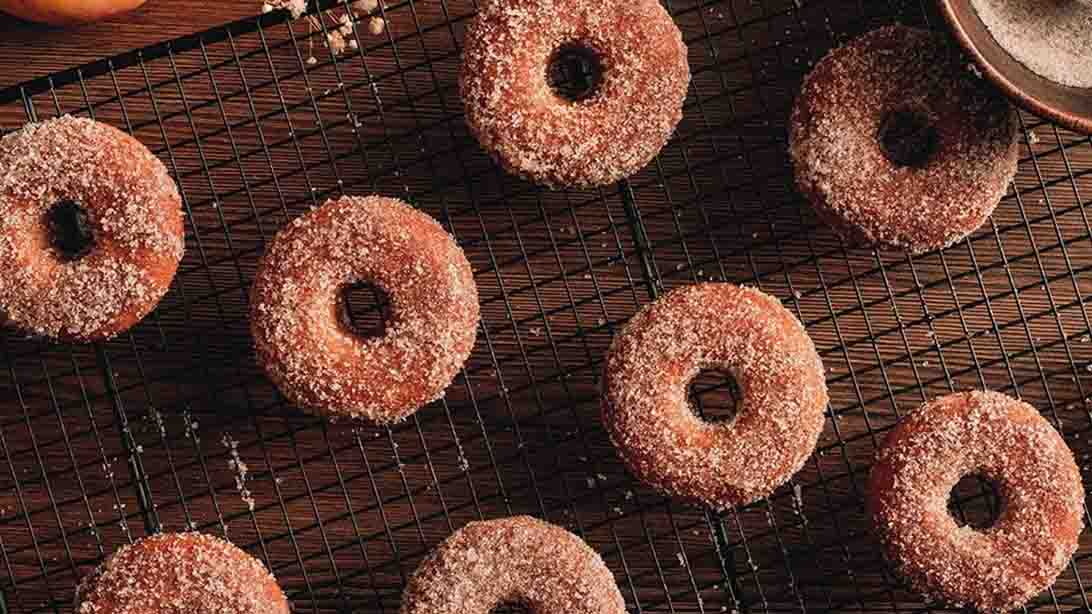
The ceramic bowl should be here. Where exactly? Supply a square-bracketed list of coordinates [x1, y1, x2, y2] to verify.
[938, 0, 1092, 135]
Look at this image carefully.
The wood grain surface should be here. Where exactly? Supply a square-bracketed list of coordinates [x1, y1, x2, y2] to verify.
[2, 1, 1092, 613]
[0, 1, 258, 88]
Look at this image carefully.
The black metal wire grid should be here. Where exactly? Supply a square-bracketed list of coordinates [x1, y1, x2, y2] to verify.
[2, 0, 1092, 612]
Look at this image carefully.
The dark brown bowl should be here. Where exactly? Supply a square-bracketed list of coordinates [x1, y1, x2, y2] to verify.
[938, 0, 1092, 135]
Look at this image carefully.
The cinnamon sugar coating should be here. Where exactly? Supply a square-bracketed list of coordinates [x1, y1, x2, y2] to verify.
[790, 26, 1019, 253]
[250, 195, 479, 423]
[401, 516, 626, 614]
[0, 115, 184, 341]
[459, 0, 690, 188]
[602, 283, 828, 509]
[868, 390, 1084, 612]
[77, 532, 289, 614]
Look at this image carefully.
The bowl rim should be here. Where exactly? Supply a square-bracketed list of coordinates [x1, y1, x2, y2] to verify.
[937, 0, 1092, 135]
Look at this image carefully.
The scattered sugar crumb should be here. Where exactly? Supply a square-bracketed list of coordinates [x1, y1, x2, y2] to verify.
[221, 434, 255, 512]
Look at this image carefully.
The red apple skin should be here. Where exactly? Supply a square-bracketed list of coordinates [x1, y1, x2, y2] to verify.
[1, 0, 148, 25]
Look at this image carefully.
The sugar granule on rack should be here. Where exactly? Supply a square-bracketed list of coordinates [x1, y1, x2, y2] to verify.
[221, 434, 256, 512]
[262, 0, 388, 64]
[262, 0, 306, 18]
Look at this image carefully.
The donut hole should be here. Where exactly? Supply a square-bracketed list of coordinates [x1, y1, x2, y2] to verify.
[687, 368, 742, 425]
[46, 199, 95, 261]
[338, 281, 392, 339]
[547, 42, 603, 102]
[490, 602, 531, 614]
[947, 473, 1003, 530]
[878, 108, 938, 168]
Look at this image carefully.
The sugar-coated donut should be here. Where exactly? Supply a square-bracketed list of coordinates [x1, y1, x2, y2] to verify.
[602, 283, 828, 509]
[401, 516, 625, 614]
[250, 195, 479, 423]
[790, 25, 1018, 253]
[459, 0, 690, 188]
[868, 390, 1084, 612]
[0, 115, 184, 342]
[77, 532, 289, 614]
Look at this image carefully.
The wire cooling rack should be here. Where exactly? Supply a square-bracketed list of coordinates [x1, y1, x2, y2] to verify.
[2, 0, 1092, 612]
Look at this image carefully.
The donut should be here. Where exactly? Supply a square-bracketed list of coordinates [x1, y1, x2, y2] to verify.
[250, 195, 479, 423]
[868, 390, 1084, 612]
[459, 0, 690, 188]
[601, 283, 828, 509]
[401, 516, 625, 614]
[77, 532, 289, 614]
[789, 25, 1019, 253]
[0, 115, 184, 342]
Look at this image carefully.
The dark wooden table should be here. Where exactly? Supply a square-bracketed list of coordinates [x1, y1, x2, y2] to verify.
[3, 2, 1092, 613]
[0, 1, 257, 88]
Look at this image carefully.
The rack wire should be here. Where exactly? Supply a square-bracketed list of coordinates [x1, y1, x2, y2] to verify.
[2, 0, 1092, 611]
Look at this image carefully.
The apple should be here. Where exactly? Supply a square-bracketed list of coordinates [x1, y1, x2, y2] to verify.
[0, 0, 147, 25]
